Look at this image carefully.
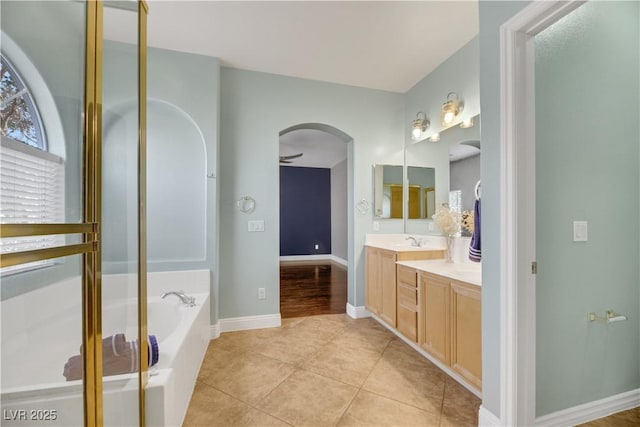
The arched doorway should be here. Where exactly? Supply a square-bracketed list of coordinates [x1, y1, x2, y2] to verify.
[278, 123, 354, 318]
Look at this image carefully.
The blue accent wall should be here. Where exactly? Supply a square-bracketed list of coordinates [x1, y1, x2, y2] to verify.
[280, 166, 331, 256]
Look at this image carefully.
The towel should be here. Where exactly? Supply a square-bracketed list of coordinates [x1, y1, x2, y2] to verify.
[469, 199, 481, 262]
[63, 334, 159, 381]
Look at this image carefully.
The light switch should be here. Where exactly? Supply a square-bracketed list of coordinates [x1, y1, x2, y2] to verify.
[248, 220, 265, 232]
[573, 221, 588, 242]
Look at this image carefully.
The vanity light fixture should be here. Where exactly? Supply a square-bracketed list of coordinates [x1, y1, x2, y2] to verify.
[411, 112, 430, 140]
[428, 133, 440, 142]
[441, 92, 463, 126]
[460, 117, 474, 129]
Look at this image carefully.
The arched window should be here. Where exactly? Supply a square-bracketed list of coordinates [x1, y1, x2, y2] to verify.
[1, 56, 47, 150]
[1, 54, 64, 275]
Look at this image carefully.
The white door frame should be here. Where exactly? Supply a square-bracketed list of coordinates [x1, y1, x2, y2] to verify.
[499, 1, 586, 425]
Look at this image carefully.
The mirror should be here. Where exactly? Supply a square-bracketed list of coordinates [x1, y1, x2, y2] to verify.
[405, 114, 480, 234]
[373, 164, 403, 219]
[407, 166, 436, 219]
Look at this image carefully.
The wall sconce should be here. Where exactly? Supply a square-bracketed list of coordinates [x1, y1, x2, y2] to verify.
[441, 92, 463, 126]
[460, 117, 474, 129]
[411, 112, 430, 141]
[427, 133, 440, 142]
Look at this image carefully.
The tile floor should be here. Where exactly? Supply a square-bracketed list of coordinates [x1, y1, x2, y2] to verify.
[577, 407, 640, 427]
[183, 314, 481, 427]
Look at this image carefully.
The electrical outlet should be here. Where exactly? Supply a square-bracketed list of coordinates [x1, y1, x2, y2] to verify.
[373, 221, 380, 231]
[314, 244, 319, 250]
[258, 288, 266, 300]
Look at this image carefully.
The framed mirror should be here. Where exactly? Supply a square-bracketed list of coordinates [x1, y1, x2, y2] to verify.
[373, 164, 403, 219]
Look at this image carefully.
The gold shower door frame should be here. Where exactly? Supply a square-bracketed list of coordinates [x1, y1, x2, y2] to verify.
[0, 1, 148, 426]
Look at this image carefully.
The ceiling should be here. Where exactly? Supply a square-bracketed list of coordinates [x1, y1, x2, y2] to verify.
[280, 129, 347, 168]
[107, 0, 480, 94]
[105, 1, 480, 168]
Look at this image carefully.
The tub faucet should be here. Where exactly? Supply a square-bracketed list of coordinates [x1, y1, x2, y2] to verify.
[406, 236, 420, 247]
[161, 290, 195, 307]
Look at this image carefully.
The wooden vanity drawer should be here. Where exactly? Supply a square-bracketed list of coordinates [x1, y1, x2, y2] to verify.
[397, 265, 417, 287]
[398, 283, 418, 307]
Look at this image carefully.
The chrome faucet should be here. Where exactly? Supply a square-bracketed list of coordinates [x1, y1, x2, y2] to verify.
[406, 236, 420, 247]
[161, 290, 195, 307]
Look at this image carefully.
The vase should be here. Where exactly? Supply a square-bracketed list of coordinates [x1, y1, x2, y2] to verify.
[445, 236, 455, 263]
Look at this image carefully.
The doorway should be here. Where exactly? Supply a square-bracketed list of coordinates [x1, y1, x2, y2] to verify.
[278, 124, 353, 318]
[501, 1, 639, 425]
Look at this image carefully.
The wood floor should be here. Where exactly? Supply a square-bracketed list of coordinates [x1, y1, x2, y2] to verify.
[280, 261, 347, 318]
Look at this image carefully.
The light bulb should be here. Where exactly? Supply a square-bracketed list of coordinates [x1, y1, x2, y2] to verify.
[443, 111, 454, 124]
[412, 126, 422, 140]
[460, 118, 474, 128]
[429, 133, 440, 142]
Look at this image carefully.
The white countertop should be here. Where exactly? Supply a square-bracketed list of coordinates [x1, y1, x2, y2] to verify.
[397, 259, 482, 287]
[365, 233, 446, 252]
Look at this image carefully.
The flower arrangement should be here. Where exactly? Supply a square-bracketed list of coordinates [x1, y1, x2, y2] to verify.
[461, 210, 475, 234]
[431, 204, 461, 236]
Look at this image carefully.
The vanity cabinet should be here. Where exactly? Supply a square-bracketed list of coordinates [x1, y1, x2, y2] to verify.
[419, 272, 451, 365]
[450, 280, 482, 389]
[366, 246, 444, 328]
[365, 247, 396, 326]
[396, 265, 419, 342]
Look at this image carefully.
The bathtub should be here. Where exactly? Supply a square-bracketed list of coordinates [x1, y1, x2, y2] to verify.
[1, 270, 210, 427]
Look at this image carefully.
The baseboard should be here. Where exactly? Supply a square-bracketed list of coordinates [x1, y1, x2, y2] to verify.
[535, 388, 640, 426]
[346, 303, 371, 319]
[210, 322, 220, 339]
[478, 405, 501, 426]
[330, 255, 348, 267]
[279, 254, 348, 267]
[218, 313, 282, 333]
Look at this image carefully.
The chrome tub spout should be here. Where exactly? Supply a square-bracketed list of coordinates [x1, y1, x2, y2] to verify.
[161, 290, 196, 307]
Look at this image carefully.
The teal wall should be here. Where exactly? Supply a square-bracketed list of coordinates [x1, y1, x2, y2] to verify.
[219, 68, 405, 317]
[404, 37, 480, 236]
[534, 1, 639, 416]
[478, 0, 532, 417]
[101, 42, 221, 321]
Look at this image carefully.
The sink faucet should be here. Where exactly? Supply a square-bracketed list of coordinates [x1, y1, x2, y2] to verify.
[406, 236, 420, 247]
[161, 290, 196, 307]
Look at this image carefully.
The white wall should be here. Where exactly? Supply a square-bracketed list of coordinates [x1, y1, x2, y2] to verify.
[331, 159, 348, 262]
[219, 68, 405, 318]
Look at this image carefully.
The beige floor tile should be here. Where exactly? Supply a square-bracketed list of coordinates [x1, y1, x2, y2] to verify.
[337, 390, 441, 427]
[200, 351, 295, 405]
[257, 334, 323, 365]
[284, 316, 347, 343]
[232, 408, 292, 427]
[302, 341, 382, 387]
[577, 406, 640, 427]
[183, 381, 248, 427]
[363, 347, 445, 413]
[441, 378, 480, 426]
[257, 369, 359, 427]
[333, 327, 394, 354]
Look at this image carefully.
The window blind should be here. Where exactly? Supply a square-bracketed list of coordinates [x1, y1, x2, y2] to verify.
[0, 136, 65, 275]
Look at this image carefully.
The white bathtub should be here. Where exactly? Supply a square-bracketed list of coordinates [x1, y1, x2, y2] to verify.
[1, 270, 210, 427]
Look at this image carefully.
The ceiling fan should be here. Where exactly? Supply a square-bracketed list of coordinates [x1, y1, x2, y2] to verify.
[279, 153, 303, 163]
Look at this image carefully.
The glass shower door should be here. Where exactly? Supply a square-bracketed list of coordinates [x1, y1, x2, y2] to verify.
[1, 1, 99, 426]
[101, 1, 148, 426]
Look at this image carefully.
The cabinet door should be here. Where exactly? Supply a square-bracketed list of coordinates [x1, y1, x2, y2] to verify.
[379, 250, 397, 326]
[365, 248, 382, 314]
[419, 273, 450, 364]
[397, 266, 418, 341]
[450, 281, 482, 390]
